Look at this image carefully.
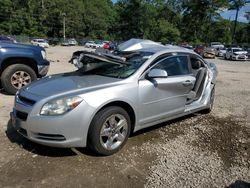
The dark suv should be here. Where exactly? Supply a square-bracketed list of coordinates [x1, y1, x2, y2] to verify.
[0, 42, 50, 94]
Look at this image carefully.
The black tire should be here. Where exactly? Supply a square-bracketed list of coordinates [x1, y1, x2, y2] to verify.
[1, 64, 37, 95]
[87, 106, 131, 156]
[202, 86, 215, 114]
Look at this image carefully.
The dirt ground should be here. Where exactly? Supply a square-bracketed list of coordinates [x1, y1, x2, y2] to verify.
[0, 46, 250, 188]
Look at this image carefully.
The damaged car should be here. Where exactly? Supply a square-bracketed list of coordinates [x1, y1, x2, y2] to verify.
[11, 39, 217, 155]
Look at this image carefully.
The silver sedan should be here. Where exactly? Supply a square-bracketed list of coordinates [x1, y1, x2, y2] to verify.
[11, 41, 217, 155]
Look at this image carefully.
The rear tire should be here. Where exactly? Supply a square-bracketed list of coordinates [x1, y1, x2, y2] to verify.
[87, 106, 131, 156]
[1, 64, 37, 95]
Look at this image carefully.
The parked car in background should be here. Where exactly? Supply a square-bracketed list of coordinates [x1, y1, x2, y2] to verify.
[194, 45, 205, 56]
[210, 42, 224, 49]
[245, 48, 250, 59]
[48, 38, 60, 46]
[0, 42, 49, 94]
[103, 41, 112, 49]
[31, 39, 49, 48]
[203, 47, 216, 58]
[103, 41, 118, 50]
[68, 38, 78, 46]
[224, 48, 248, 61]
[11, 39, 217, 155]
[78, 39, 89, 46]
[215, 47, 227, 57]
[61, 40, 70, 46]
[85, 41, 96, 48]
[0, 36, 16, 43]
[93, 41, 103, 48]
[94, 40, 108, 48]
[104, 42, 117, 51]
[61, 39, 78, 46]
[179, 43, 193, 50]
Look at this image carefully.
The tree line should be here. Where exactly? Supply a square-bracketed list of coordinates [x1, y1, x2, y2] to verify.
[0, 0, 249, 45]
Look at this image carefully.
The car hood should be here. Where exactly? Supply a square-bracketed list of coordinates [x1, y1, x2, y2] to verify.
[0, 42, 43, 51]
[22, 71, 122, 98]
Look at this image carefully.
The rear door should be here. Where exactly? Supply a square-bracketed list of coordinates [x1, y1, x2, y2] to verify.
[138, 55, 195, 126]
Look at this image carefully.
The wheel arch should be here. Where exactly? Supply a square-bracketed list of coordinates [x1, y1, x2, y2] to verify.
[0, 57, 38, 76]
[89, 100, 136, 136]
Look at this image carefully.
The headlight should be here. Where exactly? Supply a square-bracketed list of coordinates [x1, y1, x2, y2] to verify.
[40, 96, 83, 116]
[41, 50, 46, 59]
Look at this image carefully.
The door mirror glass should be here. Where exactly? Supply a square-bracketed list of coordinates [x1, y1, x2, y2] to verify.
[147, 69, 168, 78]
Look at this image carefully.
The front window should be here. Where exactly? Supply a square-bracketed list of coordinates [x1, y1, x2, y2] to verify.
[79, 52, 153, 79]
[153, 56, 191, 76]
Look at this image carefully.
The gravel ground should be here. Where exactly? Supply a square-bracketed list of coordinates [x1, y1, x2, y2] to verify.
[0, 47, 250, 187]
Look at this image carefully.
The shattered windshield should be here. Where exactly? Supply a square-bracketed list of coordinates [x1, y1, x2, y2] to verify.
[80, 52, 153, 79]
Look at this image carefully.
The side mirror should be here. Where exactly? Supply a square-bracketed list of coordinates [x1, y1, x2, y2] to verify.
[147, 69, 168, 78]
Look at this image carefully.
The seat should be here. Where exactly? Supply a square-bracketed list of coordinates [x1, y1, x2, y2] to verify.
[187, 60, 206, 103]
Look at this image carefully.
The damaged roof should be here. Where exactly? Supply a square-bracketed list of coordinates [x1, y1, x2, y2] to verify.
[118, 38, 164, 51]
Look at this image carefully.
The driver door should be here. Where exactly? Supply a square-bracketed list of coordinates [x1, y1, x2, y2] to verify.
[138, 55, 195, 126]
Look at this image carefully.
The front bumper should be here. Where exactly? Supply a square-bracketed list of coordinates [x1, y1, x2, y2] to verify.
[232, 55, 247, 61]
[37, 64, 49, 77]
[11, 98, 93, 148]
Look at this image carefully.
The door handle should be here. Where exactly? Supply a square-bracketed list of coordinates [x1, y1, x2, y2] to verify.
[182, 80, 193, 86]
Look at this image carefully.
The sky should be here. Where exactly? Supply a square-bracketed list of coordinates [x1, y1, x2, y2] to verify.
[112, 1, 250, 23]
[220, 3, 250, 23]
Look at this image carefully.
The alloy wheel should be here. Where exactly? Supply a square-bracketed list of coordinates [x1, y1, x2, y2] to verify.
[11, 71, 31, 89]
[99, 114, 128, 150]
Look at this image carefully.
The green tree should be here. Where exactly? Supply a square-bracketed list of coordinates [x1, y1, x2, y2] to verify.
[229, 0, 250, 43]
[181, 0, 228, 43]
[209, 19, 232, 43]
[82, 0, 114, 39]
[0, 0, 13, 34]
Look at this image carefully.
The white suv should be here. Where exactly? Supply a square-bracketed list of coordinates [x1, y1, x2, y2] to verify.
[224, 48, 248, 61]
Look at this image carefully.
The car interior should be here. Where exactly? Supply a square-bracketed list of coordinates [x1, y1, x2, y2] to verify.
[187, 57, 207, 104]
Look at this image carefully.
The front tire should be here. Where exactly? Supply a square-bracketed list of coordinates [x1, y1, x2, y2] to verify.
[87, 106, 131, 156]
[1, 64, 37, 94]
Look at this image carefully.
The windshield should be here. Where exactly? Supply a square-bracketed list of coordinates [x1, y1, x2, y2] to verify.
[80, 52, 153, 79]
[233, 49, 242, 52]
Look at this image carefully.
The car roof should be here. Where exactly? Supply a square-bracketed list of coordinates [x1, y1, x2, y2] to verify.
[118, 38, 163, 51]
[118, 39, 196, 55]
